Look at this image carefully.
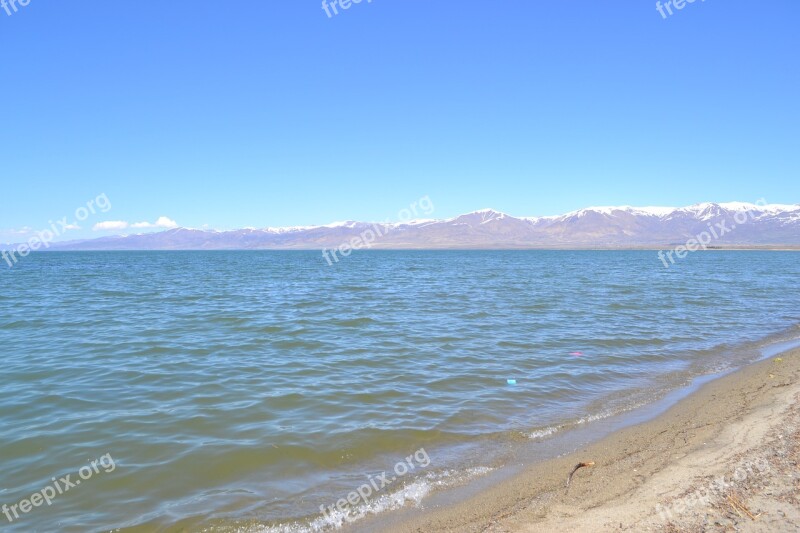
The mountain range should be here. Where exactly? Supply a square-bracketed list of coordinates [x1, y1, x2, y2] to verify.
[28, 202, 800, 250]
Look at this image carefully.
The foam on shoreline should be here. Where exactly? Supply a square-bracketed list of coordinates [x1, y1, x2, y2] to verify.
[372, 345, 800, 532]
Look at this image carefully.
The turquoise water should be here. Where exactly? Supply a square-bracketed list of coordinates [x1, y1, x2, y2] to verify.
[1, 251, 799, 531]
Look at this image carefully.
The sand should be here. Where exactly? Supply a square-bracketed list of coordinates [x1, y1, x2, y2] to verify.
[379, 348, 800, 532]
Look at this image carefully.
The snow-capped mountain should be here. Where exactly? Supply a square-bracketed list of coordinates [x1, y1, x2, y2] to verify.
[33, 202, 800, 250]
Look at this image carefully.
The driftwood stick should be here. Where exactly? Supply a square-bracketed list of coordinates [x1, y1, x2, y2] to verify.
[565, 461, 595, 488]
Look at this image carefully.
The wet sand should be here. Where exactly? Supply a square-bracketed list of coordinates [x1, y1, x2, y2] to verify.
[381, 347, 800, 532]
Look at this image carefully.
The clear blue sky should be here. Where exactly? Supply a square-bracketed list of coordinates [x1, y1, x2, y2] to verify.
[1, 1, 798, 241]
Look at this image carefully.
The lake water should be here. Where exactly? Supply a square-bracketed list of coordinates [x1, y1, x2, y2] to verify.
[1, 250, 799, 531]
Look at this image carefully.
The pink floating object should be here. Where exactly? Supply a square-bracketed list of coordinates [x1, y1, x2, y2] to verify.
[570, 351, 584, 356]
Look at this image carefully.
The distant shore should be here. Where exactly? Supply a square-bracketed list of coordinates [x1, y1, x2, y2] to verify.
[13, 246, 800, 252]
[378, 347, 800, 532]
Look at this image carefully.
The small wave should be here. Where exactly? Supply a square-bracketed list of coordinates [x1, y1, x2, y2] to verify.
[254, 467, 494, 533]
[329, 317, 376, 328]
[527, 426, 560, 440]
[527, 404, 649, 441]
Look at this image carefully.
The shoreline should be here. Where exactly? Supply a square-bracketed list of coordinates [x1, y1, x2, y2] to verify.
[367, 346, 800, 532]
[26, 247, 800, 252]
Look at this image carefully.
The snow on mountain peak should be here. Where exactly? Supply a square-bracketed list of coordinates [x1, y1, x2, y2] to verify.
[218, 202, 800, 235]
[559, 205, 676, 219]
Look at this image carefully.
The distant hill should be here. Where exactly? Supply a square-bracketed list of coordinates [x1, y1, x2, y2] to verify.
[29, 202, 800, 250]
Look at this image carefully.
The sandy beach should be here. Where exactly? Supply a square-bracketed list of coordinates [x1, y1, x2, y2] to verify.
[380, 347, 800, 532]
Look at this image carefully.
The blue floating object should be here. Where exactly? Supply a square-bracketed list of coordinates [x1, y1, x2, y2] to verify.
[507, 379, 517, 385]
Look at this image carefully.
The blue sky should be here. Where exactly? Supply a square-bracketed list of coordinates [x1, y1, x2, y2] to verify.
[1, 1, 798, 241]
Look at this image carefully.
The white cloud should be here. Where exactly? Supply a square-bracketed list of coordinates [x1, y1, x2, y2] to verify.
[63, 223, 81, 231]
[130, 216, 179, 229]
[4, 226, 34, 235]
[154, 216, 178, 228]
[95, 217, 178, 231]
[93, 221, 129, 231]
[0, 227, 31, 241]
